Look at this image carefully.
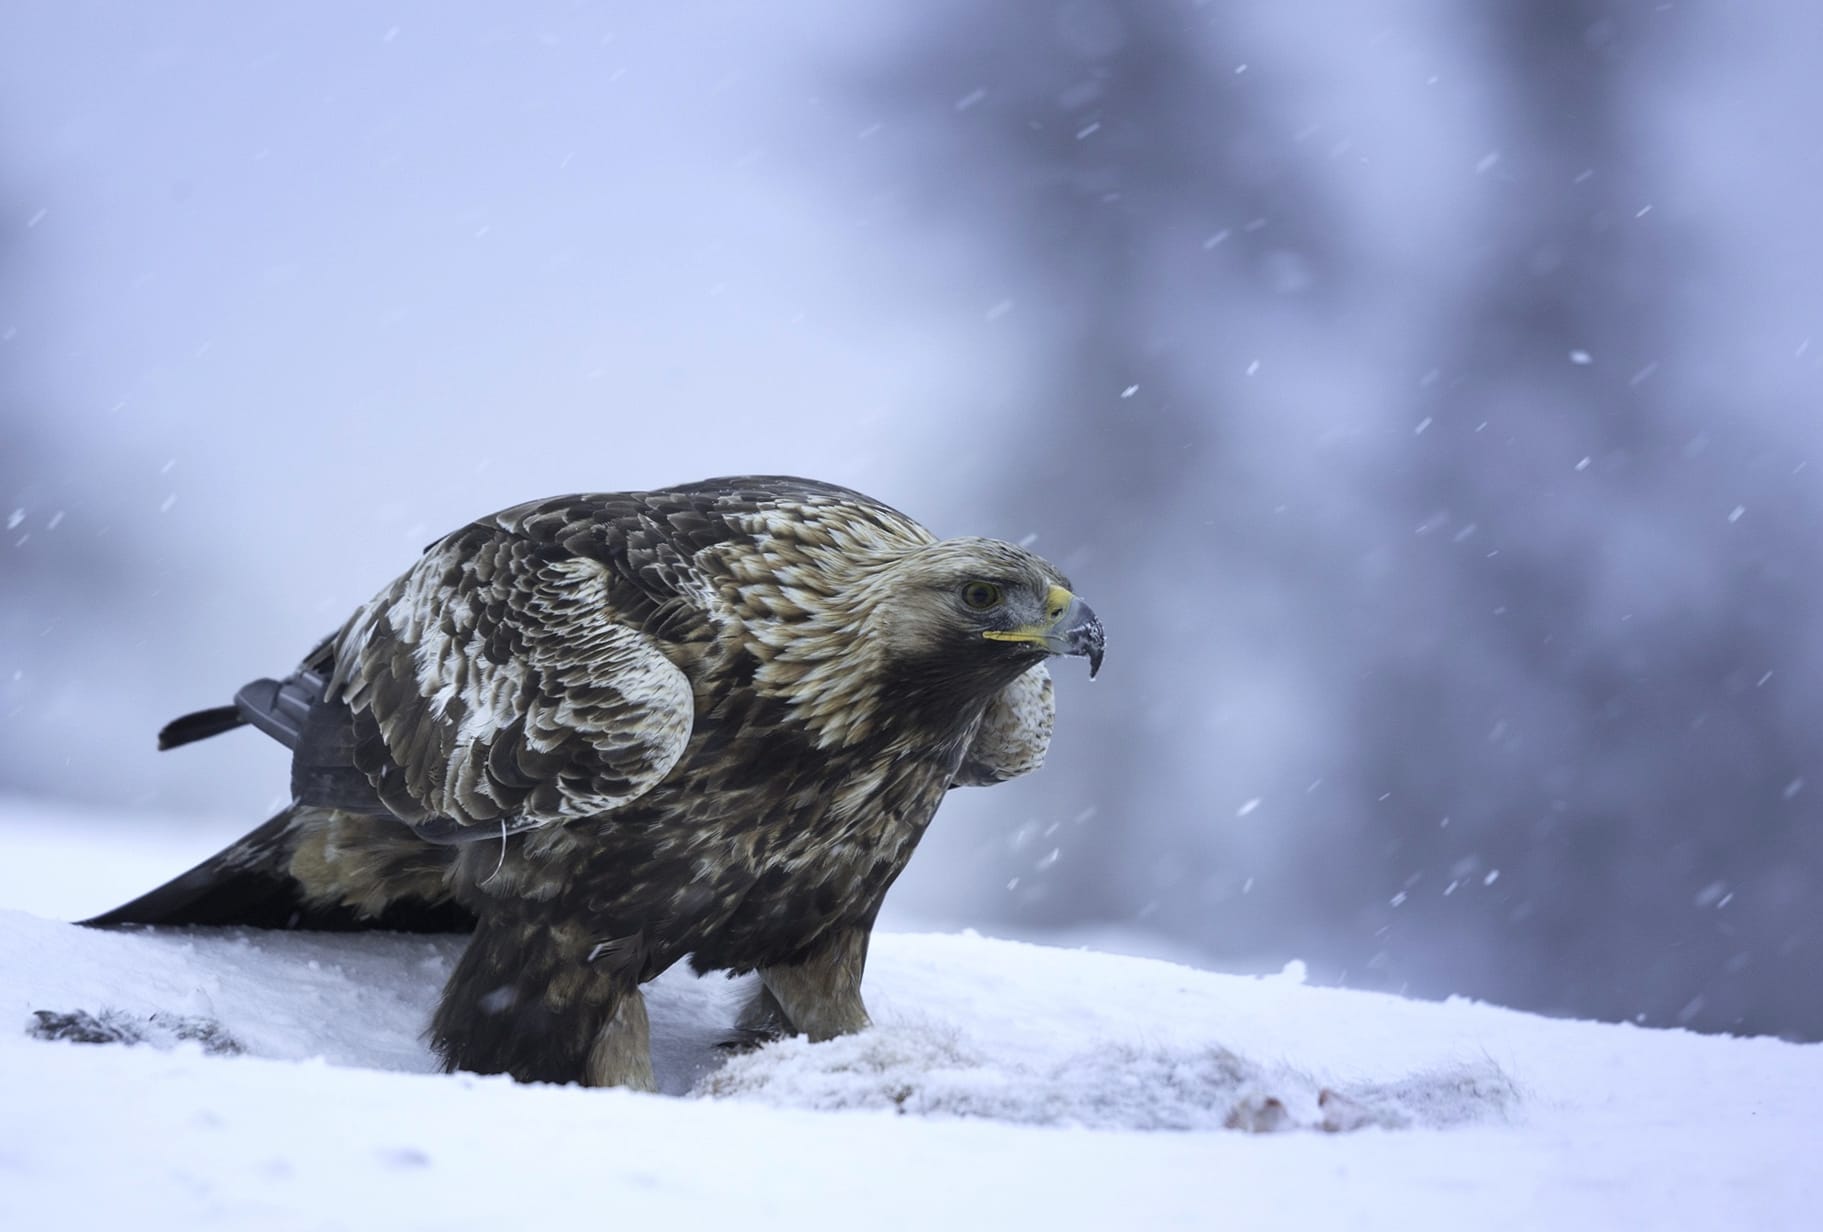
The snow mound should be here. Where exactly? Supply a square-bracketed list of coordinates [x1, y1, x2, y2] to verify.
[702, 1021, 1517, 1132]
[2, 794, 1820, 1231]
[7, 906, 1512, 1133]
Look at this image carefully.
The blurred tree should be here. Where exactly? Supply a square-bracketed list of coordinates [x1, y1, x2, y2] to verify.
[857, 0, 1823, 1041]
[851, 0, 1344, 930]
[1352, 0, 1822, 1039]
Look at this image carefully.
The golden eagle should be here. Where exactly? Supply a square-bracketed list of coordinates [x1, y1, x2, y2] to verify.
[87, 477, 1103, 1089]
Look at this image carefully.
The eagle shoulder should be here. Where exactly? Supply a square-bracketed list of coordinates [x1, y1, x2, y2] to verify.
[328, 518, 697, 841]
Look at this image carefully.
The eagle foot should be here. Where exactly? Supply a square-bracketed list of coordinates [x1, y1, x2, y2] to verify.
[718, 982, 794, 1053]
[752, 930, 873, 1043]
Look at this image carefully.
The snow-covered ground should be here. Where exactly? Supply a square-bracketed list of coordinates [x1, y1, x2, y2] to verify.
[2, 797, 1817, 1230]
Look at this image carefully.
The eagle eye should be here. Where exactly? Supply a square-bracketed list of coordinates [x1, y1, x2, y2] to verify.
[961, 580, 1003, 610]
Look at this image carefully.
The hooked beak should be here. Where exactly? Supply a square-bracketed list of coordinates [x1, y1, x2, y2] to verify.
[984, 586, 1106, 678]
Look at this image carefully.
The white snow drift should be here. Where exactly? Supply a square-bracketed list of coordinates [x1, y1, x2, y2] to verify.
[1, 799, 1817, 1229]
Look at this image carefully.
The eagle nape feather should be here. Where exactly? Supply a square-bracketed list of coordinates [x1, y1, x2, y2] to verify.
[87, 475, 1104, 1089]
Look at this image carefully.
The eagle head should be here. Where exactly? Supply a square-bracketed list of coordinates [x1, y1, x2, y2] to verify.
[872, 537, 1105, 692]
[737, 512, 1103, 747]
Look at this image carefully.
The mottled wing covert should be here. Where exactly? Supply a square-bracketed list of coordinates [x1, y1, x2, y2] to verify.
[952, 663, 1055, 786]
[329, 529, 695, 841]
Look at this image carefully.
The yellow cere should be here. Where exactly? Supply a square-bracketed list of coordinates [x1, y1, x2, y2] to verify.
[982, 586, 1076, 644]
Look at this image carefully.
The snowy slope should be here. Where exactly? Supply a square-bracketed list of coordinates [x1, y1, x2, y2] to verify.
[2, 800, 1818, 1230]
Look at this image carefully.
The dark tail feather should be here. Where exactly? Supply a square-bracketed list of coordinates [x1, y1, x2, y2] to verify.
[79, 806, 474, 934]
[81, 808, 304, 928]
[158, 705, 247, 751]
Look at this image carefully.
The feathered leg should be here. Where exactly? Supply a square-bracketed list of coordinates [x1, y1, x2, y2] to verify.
[584, 988, 655, 1091]
[431, 912, 655, 1090]
[750, 926, 873, 1042]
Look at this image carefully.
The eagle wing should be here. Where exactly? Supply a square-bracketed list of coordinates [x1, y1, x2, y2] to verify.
[952, 662, 1055, 786]
[327, 520, 698, 842]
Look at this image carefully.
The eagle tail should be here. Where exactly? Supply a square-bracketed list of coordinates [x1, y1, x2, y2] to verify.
[81, 807, 306, 928]
[80, 805, 473, 934]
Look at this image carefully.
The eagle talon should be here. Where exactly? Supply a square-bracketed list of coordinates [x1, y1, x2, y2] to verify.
[714, 1026, 789, 1054]
[726, 981, 796, 1050]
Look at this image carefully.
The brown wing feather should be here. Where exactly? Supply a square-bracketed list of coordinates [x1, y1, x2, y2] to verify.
[329, 529, 695, 840]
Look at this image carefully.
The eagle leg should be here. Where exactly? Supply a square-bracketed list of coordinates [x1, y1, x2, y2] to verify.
[751, 926, 874, 1043]
[583, 986, 655, 1091]
[431, 914, 656, 1090]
